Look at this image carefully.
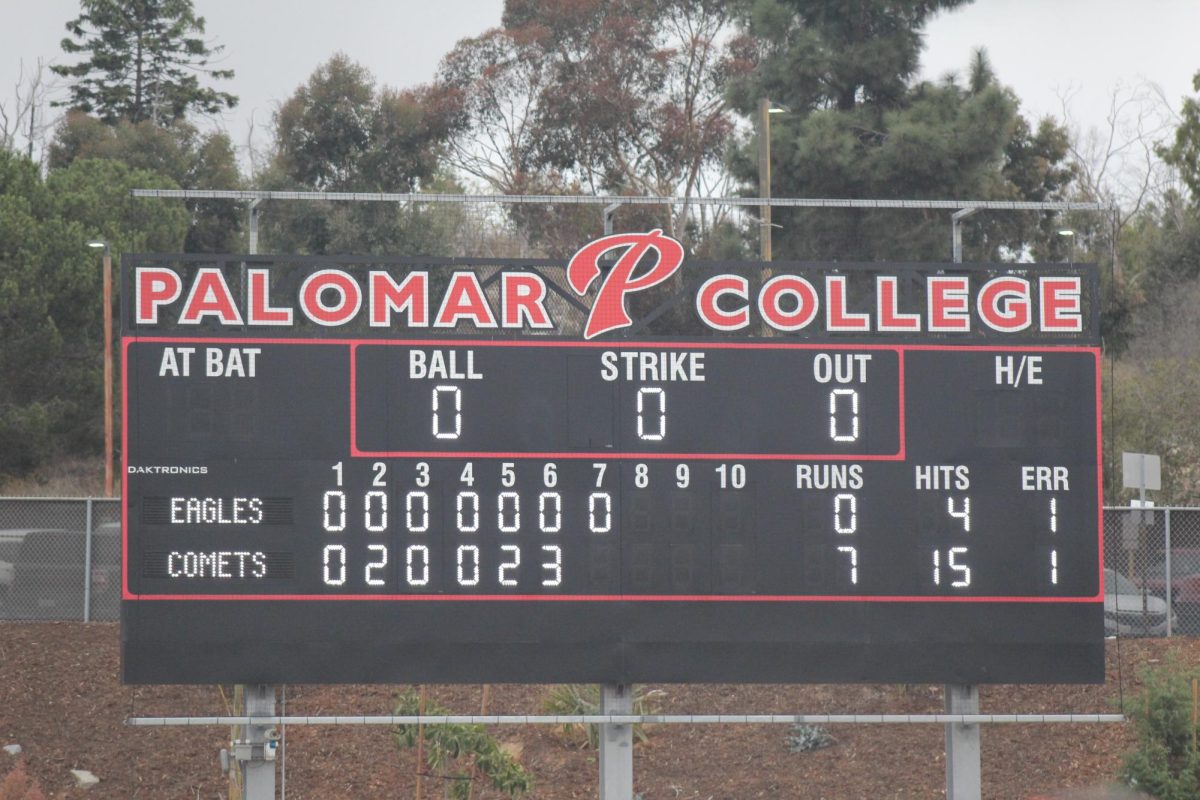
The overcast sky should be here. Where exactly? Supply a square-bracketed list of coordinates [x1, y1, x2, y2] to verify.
[3, 0, 1199, 176]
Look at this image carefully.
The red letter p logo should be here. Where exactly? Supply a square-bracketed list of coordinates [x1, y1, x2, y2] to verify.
[567, 230, 685, 339]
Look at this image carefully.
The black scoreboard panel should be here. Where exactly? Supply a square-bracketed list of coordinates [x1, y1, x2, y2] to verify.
[121, 256, 1104, 685]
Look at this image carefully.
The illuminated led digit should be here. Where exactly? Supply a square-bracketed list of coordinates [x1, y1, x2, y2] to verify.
[405, 491, 429, 533]
[322, 544, 346, 586]
[675, 463, 690, 488]
[538, 492, 562, 533]
[637, 387, 666, 441]
[947, 497, 971, 532]
[715, 463, 746, 489]
[432, 385, 462, 439]
[498, 491, 521, 533]
[837, 545, 858, 584]
[365, 543, 388, 586]
[589, 492, 613, 533]
[933, 547, 971, 587]
[456, 545, 480, 586]
[833, 493, 857, 534]
[829, 388, 859, 442]
[322, 490, 346, 532]
[1049, 497, 1059, 585]
[635, 463, 649, 488]
[499, 544, 521, 586]
[542, 545, 563, 586]
[456, 491, 480, 533]
[364, 490, 388, 532]
[405, 544, 430, 586]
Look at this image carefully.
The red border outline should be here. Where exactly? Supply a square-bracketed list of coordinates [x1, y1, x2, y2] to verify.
[348, 339, 907, 461]
[121, 337, 1103, 604]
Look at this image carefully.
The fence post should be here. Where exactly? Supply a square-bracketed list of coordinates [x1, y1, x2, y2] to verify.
[83, 498, 93, 623]
[1166, 508, 1173, 637]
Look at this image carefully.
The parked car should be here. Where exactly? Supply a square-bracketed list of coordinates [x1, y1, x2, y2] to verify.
[1140, 548, 1200, 604]
[4, 528, 120, 619]
[1105, 568, 1174, 636]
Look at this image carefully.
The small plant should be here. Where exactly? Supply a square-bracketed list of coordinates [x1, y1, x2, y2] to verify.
[785, 723, 835, 753]
[1120, 656, 1200, 800]
[393, 689, 531, 800]
[542, 684, 660, 749]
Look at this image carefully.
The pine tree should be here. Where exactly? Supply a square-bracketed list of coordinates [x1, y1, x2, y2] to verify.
[51, 0, 237, 125]
[728, 0, 1074, 261]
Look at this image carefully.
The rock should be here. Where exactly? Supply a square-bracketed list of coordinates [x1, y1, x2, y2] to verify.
[2, 743, 20, 755]
[70, 769, 100, 788]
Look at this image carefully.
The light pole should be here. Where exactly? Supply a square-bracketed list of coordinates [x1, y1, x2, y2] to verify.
[1057, 228, 1076, 264]
[88, 240, 114, 497]
[757, 99, 788, 262]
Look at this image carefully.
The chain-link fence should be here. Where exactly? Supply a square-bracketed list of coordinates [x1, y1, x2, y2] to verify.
[0, 498, 120, 621]
[1102, 506, 1200, 637]
[2, 499, 1195, 633]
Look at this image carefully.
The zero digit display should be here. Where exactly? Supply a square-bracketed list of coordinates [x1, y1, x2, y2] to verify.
[121, 242, 1104, 685]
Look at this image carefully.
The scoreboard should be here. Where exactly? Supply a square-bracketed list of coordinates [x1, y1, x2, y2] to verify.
[121, 238, 1104, 684]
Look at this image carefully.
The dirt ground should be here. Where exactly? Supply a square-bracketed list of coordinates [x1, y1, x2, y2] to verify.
[0, 623, 1187, 799]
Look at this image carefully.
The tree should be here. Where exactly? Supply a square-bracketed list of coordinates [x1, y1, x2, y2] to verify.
[436, 0, 745, 251]
[51, 0, 236, 125]
[261, 54, 461, 255]
[0, 148, 188, 475]
[1162, 70, 1200, 201]
[47, 111, 242, 251]
[726, 2, 1075, 261]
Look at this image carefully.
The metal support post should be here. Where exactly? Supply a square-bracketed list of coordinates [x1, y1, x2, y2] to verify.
[603, 202, 622, 236]
[599, 683, 634, 800]
[951, 208, 978, 263]
[83, 498, 93, 622]
[945, 684, 981, 800]
[236, 684, 277, 800]
[1166, 508, 1173, 636]
[248, 199, 262, 255]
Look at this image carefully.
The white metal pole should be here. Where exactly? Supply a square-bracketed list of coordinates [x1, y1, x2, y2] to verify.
[599, 683, 634, 800]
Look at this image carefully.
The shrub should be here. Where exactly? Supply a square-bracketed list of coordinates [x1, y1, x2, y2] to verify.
[542, 684, 661, 749]
[1121, 657, 1200, 799]
[392, 689, 531, 800]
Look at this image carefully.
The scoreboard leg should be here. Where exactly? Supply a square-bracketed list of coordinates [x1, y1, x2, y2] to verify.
[944, 684, 981, 800]
[238, 684, 277, 800]
[599, 683, 634, 800]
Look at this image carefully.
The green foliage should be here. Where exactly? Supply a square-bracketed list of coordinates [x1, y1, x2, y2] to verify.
[1120, 657, 1200, 799]
[51, 0, 236, 124]
[48, 111, 242, 251]
[728, 0, 1075, 261]
[392, 689, 531, 800]
[1162, 71, 1200, 201]
[261, 54, 460, 255]
[0, 148, 187, 476]
[542, 684, 659, 749]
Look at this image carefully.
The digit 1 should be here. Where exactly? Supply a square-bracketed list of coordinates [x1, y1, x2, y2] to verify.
[1049, 496, 1058, 585]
